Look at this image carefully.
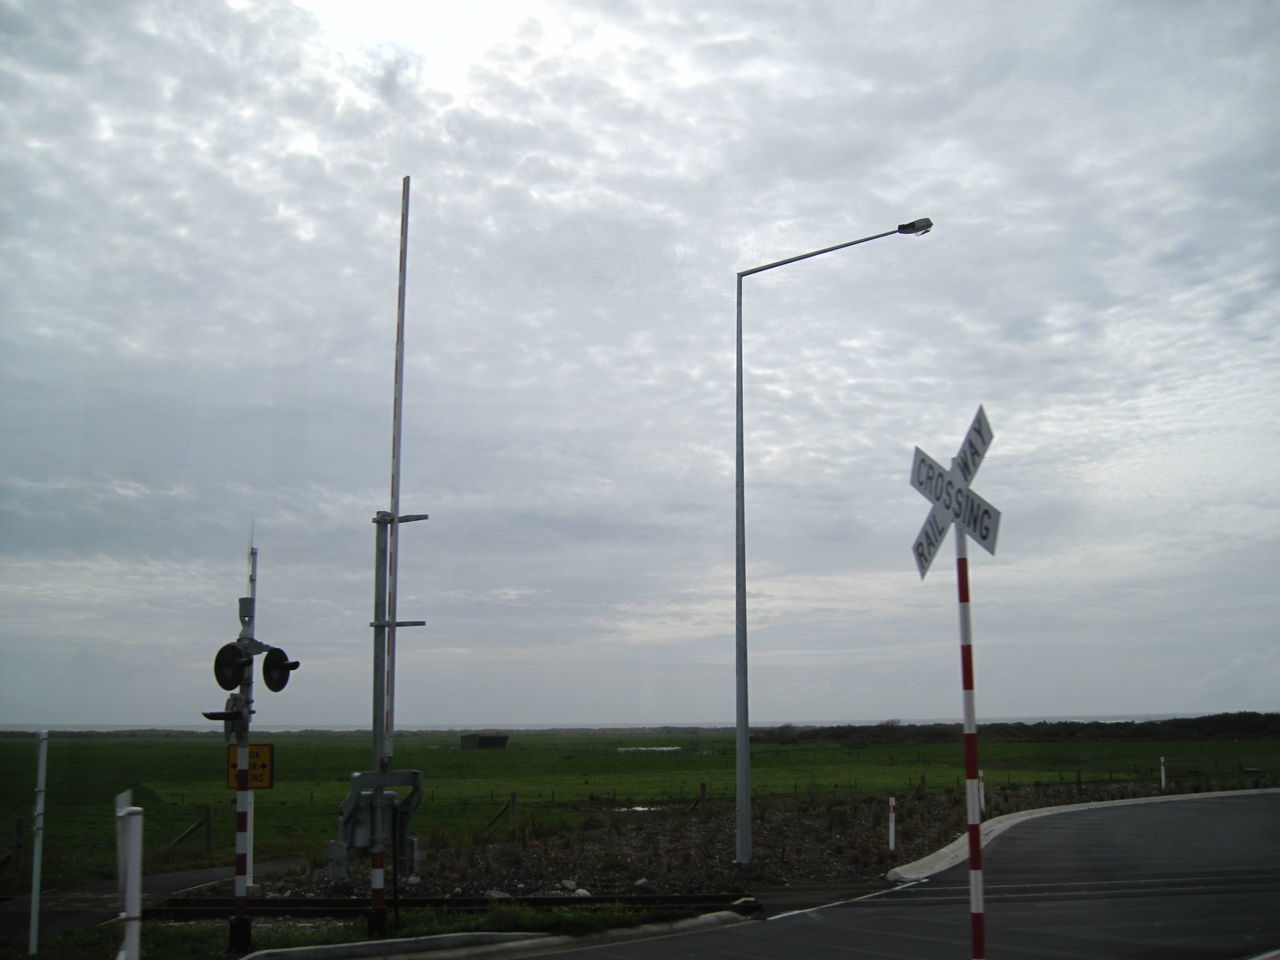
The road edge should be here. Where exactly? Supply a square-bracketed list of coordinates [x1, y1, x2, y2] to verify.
[240, 910, 751, 960]
[886, 787, 1280, 883]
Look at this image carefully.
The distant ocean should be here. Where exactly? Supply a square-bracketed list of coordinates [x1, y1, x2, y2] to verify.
[0, 713, 1209, 734]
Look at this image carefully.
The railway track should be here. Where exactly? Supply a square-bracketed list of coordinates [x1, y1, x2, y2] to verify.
[144, 892, 762, 921]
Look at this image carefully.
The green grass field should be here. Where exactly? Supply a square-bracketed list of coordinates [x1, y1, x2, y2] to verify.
[1, 725, 1276, 897]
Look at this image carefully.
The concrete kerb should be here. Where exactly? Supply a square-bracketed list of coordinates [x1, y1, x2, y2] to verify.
[240, 930, 551, 960]
[886, 787, 1280, 883]
[241, 910, 750, 960]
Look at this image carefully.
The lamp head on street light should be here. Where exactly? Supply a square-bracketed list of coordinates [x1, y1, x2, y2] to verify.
[898, 218, 933, 235]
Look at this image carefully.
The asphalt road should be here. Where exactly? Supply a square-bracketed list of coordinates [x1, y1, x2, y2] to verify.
[503, 791, 1280, 960]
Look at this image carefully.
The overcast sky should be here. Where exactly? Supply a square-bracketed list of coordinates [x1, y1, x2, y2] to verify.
[2, 0, 1277, 731]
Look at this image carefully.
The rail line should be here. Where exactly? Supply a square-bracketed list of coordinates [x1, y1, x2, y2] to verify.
[144, 892, 762, 922]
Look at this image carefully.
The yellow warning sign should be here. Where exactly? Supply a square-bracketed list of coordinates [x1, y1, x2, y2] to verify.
[226, 744, 274, 789]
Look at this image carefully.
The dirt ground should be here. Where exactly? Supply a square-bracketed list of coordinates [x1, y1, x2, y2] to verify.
[211, 789, 965, 900]
[187, 781, 1232, 913]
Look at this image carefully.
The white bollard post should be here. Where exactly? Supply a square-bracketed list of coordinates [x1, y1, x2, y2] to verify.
[115, 796, 143, 960]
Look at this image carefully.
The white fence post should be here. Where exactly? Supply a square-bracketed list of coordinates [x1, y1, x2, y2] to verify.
[27, 731, 48, 956]
[115, 792, 143, 960]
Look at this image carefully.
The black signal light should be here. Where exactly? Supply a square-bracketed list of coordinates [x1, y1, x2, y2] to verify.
[214, 643, 251, 691]
[262, 647, 300, 693]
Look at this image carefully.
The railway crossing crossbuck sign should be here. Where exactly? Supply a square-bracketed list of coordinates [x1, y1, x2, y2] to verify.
[910, 405, 1002, 577]
[909, 403, 1003, 960]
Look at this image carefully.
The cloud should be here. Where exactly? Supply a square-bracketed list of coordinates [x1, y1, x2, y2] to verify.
[1, 0, 1277, 728]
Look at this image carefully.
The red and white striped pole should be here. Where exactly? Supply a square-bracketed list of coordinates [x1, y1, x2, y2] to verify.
[231, 745, 251, 951]
[956, 527, 985, 960]
[370, 841, 386, 931]
[231, 553, 256, 955]
[245, 547, 258, 888]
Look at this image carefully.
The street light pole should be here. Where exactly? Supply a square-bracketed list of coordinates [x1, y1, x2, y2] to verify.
[733, 218, 933, 864]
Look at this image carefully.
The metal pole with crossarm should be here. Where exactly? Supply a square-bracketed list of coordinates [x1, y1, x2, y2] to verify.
[328, 177, 431, 939]
[733, 218, 933, 863]
[369, 176, 428, 937]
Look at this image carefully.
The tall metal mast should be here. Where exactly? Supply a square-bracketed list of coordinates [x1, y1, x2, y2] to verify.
[336, 176, 426, 938]
[383, 175, 412, 762]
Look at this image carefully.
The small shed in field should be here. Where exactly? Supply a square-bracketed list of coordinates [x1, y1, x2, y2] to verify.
[460, 733, 509, 750]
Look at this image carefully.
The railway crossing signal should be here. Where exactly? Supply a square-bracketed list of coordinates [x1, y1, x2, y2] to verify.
[909, 405, 1001, 960]
[204, 555, 300, 739]
[910, 405, 1002, 577]
[200, 546, 298, 954]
